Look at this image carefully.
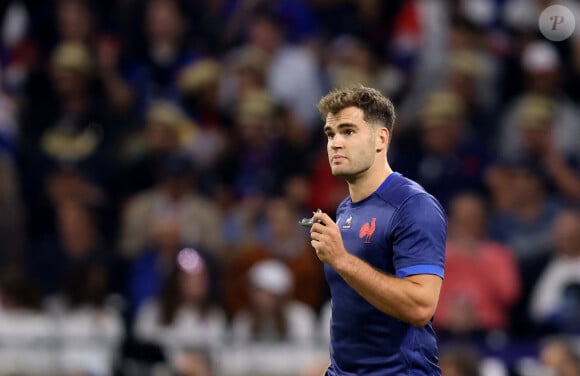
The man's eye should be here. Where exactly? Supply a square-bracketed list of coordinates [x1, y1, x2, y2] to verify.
[345, 130, 354, 135]
[326, 133, 334, 139]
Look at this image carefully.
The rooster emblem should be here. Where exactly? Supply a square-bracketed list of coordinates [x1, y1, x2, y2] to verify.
[359, 217, 376, 243]
[343, 214, 352, 229]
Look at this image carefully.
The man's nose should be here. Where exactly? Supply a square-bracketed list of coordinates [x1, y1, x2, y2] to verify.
[329, 136, 343, 149]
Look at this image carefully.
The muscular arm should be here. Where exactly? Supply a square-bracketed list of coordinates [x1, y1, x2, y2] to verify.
[310, 196, 446, 327]
[334, 253, 442, 327]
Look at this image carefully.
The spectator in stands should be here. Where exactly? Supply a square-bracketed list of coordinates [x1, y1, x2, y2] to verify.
[173, 347, 215, 376]
[220, 0, 318, 48]
[18, 42, 116, 240]
[226, 10, 323, 129]
[439, 345, 481, 376]
[272, 105, 317, 196]
[444, 49, 498, 142]
[231, 259, 316, 343]
[21, 40, 112, 148]
[0, 267, 56, 373]
[498, 40, 580, 161]
[397, 7, 500, 129]
[120, 0, 197, 117]
[229, 89, 281, 197]
[489, 158, 563, 263]
[518, 335, 580, 376]
[55, 0, 96, 45]
[28, 199, 114, 297]
[48, 261, 125, 375]
[324, 34, 402, 99]
[220, 187, 269, 253]
[434, 192, 521, 336]
[224, 196, 326, 316]
[487, 93, 580, 209]
[488, 160, 565, 335]
[133, 248, 226, 364]
[511, 94, 580, 202]
[177, 58, 230, 178]
[0, 64, 19, 154]
[529, 210, 580, 333]
[0, 154, 24, 265]
[126, 214, 181, 314]
[119, 153, 223, 261]
[219, 46, 268, 115]
[26, 0, 133, 115]
[23, 0, 97, 64]
[118, 101, 195, 196]
[538, 336, 580, 376]
[395, 90, 491, 209]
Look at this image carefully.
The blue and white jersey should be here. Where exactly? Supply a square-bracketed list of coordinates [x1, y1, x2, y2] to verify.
[326, 172, 447, 376]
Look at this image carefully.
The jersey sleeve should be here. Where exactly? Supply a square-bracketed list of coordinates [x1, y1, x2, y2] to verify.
[391, 193, 447, 278]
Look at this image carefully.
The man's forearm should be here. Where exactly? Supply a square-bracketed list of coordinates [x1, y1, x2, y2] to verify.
[333, 253, 441, 327]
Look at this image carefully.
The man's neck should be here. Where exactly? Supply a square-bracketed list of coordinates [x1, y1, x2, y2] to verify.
[347, 164, 393, 203]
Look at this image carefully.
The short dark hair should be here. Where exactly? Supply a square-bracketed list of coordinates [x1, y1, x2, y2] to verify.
[317, 85, 396, 135]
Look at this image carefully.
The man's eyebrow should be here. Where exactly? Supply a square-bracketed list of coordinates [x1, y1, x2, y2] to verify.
[324, 122, 359, 133]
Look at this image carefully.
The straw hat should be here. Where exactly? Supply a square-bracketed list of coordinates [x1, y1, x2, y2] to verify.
[420, 91, 465, 127]
[516, 94, 556, 129]
[178, 59, 221, 94]
[51, 42, 92, 75]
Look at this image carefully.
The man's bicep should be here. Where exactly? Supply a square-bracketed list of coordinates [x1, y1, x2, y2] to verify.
[392, 193, 447, 277]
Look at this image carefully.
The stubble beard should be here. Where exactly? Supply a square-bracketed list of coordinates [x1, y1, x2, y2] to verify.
[331, 163, 371, 184]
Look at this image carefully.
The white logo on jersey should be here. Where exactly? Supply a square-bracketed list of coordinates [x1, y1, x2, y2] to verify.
[342, 214, 352, 229]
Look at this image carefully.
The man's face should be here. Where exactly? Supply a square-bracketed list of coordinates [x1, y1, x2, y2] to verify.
[324, 106, 378, 179]
[553, 213, 580, 258]
[519, 125, 552, 155]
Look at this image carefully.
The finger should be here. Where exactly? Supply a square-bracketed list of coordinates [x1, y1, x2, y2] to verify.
[311, 212, 327, 225]
[310, 231, 323, 241]
[311, 221, 325, 232]
[312, 212, 335, 226]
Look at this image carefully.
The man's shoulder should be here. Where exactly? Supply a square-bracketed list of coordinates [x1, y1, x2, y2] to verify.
[376, 173, 434, 209]
[336, 173, 443, 215]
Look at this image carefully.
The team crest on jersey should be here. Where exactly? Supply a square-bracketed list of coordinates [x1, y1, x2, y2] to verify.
[342, 214, 352, 229]
[359, 217, 376, 243]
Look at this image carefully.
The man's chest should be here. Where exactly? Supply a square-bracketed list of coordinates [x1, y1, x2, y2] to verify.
[336, 206, 394, 270]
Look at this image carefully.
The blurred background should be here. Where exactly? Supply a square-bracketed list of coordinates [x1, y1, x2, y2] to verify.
[0, 0, 580, 375]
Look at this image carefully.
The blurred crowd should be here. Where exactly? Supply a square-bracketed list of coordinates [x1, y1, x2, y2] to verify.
[0, 0, 580, 375]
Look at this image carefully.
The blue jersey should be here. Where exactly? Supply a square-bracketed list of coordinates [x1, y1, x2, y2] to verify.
[325, 172, 447, 376]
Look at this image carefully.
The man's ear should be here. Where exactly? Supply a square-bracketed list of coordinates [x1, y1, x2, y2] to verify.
[376, 127, 390, 152]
